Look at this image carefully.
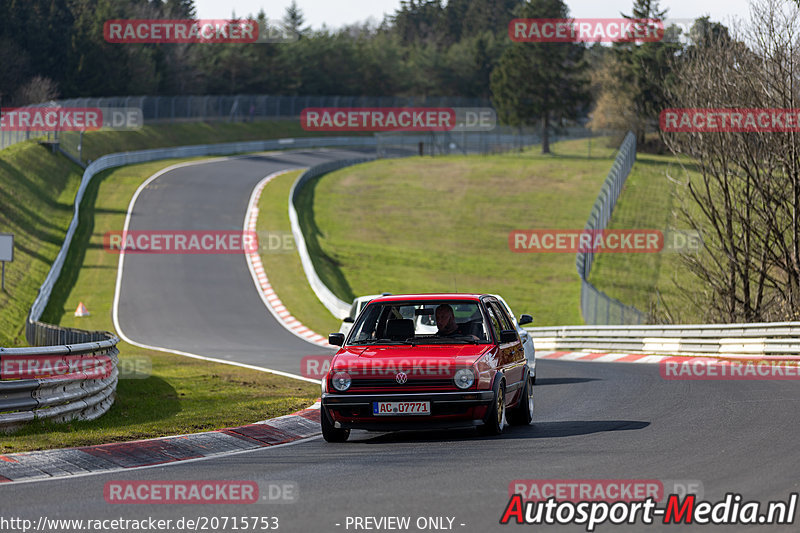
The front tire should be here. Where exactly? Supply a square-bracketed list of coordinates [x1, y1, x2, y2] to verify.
[479, 377, 506, 436]
[321, 406, 350, 442]
[509, 375, 533, 426]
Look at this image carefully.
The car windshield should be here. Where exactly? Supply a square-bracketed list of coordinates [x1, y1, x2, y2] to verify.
[348, 300, 492, 345]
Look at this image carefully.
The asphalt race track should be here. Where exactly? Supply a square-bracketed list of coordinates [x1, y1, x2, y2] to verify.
[114, 148, 376, 372]
[2, 149, 799, 532]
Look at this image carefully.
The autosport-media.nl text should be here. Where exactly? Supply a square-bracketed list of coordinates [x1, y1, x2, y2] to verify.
[500, 492, 797, 530]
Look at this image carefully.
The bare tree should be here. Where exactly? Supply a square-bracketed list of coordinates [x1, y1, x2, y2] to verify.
[663, 0, 800, 321]
[13, 75, 59, 105]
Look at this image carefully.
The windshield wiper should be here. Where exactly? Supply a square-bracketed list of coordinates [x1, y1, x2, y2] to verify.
[413, 336, 480, 344]
[350, 339, 410, 345]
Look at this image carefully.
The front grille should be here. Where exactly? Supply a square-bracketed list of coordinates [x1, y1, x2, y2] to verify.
[349, 378, 455, 389]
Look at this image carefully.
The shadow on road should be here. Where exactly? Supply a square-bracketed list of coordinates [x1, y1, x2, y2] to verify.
[352, 420, 649, 444]
[519, 420, 649, 438]
[534, 377, 601, 386]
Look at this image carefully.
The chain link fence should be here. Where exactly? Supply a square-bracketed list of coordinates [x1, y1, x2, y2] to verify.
[0, 100, 61, 152]
[0, 94, 491, 152]
[376, 125, 592, 157]
[577, 131, 647, 325]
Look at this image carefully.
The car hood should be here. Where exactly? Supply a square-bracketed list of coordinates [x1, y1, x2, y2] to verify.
[335, 344, 492, 367]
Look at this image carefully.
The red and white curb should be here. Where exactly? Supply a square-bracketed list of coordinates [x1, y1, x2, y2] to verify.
[244, 170, 332, 348]
[0, 403, 322, 483]
[538, 350, 800, 364]
[538, 351, 671, 364]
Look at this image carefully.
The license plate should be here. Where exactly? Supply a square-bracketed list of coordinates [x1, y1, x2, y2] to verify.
[373, 401, 431, 416]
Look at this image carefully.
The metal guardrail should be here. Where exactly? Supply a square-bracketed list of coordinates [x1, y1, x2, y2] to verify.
[0, 333, 119, 432]
[577, 132, 647, 325]
[527, 322, 800, 356]
[289, 159, 374, 320]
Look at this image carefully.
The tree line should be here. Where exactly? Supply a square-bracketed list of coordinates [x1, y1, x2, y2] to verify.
[0, 0, 521, 104]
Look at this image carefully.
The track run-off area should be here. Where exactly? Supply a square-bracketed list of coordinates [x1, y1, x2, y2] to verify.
[1, 148, 798, 533]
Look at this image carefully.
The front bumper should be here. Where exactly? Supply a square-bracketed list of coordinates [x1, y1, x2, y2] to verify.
[321, 390, 494, 431]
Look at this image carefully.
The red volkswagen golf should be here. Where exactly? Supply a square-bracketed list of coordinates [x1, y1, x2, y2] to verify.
[321, 293, 534, 442]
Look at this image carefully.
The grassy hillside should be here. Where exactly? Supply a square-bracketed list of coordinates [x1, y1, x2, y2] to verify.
[299, 137, 620, 326]
[0, 143, 82, 346]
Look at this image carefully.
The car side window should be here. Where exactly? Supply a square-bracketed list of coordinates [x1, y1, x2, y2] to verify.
[485, 304, 503, 342]
[487, 302, 508, 330]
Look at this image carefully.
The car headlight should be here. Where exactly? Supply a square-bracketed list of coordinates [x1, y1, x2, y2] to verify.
[331, 371, 352, 392]
[453, 368, 475, 390]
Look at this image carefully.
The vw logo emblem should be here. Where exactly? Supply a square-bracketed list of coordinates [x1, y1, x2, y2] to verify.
[395, 372, 408, 384]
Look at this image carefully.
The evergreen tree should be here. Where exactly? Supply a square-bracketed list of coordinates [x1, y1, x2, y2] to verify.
[490, 0, 589, 153]
[614, 0, 682, 144]
[283, 1, 308, 37]
[165, 0, 196, 18]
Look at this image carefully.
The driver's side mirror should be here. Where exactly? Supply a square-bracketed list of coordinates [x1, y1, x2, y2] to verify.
[518, 314, 533, 326]
[343, 317, 354, 323]
[328, 333, 345, 346]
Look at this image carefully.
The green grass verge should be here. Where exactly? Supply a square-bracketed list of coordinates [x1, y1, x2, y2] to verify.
[255, 170, 342, 336]
[0, 156, 318, 452]
[297, 137, 620, 326]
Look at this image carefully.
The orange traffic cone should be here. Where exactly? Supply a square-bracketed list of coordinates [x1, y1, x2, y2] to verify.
[74, 302, 90, 317]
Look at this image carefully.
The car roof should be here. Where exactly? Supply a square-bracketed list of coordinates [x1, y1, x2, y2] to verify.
[353, 294, 383, 303]
[369, 293, 487, 303]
